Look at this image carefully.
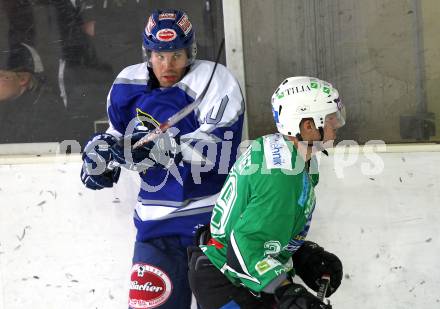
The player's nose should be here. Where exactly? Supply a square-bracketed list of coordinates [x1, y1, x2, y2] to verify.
[162, 57, 175, 69]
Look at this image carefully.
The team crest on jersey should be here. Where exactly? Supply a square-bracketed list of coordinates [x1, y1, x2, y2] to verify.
[177, 14, 192, 35]
[145, 16, 156, 35]
[156, 29, 177, 42]
[129, 263, 173, 309]
[158, 13, 176, 20]
[136, 108, 160, 131]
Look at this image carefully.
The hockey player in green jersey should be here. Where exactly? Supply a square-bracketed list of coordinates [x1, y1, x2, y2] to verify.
[188, 76, 346, 309]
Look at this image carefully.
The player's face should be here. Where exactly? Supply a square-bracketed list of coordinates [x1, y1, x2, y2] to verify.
[150, 50, 188, 87]
[0, 70, 23, 102]
[300, 117, 338, 143]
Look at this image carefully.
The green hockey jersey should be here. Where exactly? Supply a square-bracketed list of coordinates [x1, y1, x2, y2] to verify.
[201, 133, 319, 292]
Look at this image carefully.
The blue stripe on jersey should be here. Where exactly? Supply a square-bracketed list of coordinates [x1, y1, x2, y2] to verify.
[285, 215, 312, 254]
[134, 211, 212, 241]
[298, 172, 310, 207]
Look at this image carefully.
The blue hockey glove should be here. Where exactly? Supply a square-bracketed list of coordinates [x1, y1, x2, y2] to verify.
[80, 133, 121, 190]
[110, 126, 182, 171]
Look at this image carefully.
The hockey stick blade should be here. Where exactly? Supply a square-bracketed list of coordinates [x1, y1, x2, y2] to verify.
[132, 38, 226, 149]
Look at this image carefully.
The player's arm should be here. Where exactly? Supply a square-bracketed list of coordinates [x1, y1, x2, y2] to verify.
[224, 172, 298, 293]
[179, 67, 245, 171]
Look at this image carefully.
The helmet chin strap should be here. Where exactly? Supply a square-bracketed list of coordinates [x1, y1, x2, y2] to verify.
[318, 127, 329, 156]
[295, 127, 329, 156]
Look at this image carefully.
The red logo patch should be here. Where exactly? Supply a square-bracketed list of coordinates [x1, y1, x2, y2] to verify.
[177, 14, 192, 35]
[128, 264, 173, 309]
[156, 29, 177, 42]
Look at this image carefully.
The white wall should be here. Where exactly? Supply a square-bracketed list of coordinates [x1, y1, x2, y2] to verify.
[0, 149, 439, 308]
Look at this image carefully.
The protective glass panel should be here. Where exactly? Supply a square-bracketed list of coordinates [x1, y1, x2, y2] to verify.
[241, 0, 439, 144]
[0, 0, 224, 150]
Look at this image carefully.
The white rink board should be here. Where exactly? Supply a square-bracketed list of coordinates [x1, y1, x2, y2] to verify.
[1, 150, 440, 309]
[0, 161, 138, 309]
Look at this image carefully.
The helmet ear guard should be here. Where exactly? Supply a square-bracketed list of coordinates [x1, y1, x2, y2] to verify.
[142, 9, 197, 66]
[271, 76, 346, 138]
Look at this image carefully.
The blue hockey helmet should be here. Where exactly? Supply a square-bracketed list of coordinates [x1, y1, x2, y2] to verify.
[142, 9, 197, 66]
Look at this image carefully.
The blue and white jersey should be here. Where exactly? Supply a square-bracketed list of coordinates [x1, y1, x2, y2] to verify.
[106, 60, 245, 241]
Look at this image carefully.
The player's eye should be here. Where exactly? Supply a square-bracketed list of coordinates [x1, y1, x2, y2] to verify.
[0, 73, 13, 80]
[173, 52, 182, 60]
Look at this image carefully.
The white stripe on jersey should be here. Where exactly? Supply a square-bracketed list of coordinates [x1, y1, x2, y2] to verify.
[135, 193, 219, 221]
[229, 230, 260, 283]
[219, 230, 260, 284]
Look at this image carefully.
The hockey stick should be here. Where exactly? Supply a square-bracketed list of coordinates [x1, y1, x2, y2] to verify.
[132, 38, 225, 149]
[317, 274, 331, 302]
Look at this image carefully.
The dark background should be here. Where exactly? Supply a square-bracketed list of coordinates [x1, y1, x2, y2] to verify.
[0, 0, 224, 145]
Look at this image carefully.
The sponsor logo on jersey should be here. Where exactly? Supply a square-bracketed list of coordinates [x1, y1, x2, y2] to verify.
[156, 29, 177, 42]
[271, 134, 285, 166]
[177, 14, 192, 35]
[158, 13, 176, 20]
[145, 16, 156, 35]
[271, 143, 283, 166]
[263, 134, 292, 170]
[129, 263, 172, 308]
[255, 257, 280, 275]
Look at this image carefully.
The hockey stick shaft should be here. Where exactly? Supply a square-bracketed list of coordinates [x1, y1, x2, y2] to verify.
[317, 274, 331, 301]
[132, 38, 225, 149]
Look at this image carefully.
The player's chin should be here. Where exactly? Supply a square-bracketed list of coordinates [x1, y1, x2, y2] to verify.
[160, 76, 178, 87]
[159, 80, 174, 88]
[322, 138, 336, 147]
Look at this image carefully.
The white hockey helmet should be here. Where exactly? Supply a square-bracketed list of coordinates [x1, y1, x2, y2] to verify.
[271, 76, 346, 137]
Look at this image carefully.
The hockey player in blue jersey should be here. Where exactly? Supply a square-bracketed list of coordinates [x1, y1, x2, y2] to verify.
[80, 9, 245, 309]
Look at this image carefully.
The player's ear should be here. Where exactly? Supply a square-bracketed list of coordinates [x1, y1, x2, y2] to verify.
[16, 72, 31, 87]
[299, 118, 316, 134]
